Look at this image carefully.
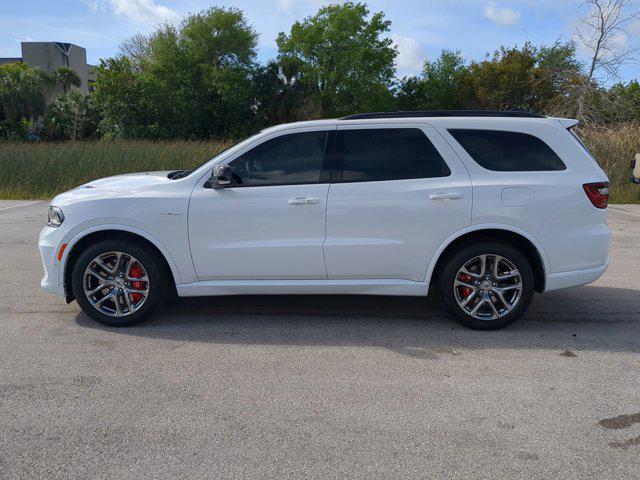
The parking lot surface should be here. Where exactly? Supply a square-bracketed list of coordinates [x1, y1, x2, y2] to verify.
[0, 200, 639, 479]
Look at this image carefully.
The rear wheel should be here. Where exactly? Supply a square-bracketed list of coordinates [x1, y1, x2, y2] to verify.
[71, 239, 167, 327]
[437, 242, 534, 330]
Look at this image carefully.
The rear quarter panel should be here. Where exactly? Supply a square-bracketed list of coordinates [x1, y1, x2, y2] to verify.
[436, 118, 611, 274]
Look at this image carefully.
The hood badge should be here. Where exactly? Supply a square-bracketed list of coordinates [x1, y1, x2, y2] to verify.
[160, 212, 183, 216]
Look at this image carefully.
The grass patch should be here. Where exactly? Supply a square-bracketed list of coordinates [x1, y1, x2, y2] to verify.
[0, 139, 232, 200]
[0, 126, 638, 203]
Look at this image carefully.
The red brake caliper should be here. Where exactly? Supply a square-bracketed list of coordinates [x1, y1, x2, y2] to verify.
[129, 264, 145, 303]
[459, 274, 473, 298]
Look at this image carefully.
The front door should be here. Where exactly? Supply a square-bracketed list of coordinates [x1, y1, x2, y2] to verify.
[189, 129, 332, 280]
[323, 125, 472, 282]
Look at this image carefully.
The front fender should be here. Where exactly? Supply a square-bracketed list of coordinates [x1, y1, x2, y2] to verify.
[56, 223, 184, 294]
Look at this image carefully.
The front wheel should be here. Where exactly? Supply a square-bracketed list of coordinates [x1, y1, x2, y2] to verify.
[71, 239, 167, 327]
[437, 242, 535, 330]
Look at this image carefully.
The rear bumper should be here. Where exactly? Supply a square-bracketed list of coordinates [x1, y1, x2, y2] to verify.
[630, 175, 640, 184]
[544, 259, 609, 292]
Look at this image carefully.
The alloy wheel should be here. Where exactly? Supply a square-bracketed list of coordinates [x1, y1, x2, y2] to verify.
[83, 251, 150, 317]
[453, 254, 523, 321]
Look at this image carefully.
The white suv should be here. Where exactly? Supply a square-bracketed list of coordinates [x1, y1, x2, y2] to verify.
[39, 111, 611, 329]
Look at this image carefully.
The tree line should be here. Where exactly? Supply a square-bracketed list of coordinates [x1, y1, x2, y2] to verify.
[1, 1, 639, 141]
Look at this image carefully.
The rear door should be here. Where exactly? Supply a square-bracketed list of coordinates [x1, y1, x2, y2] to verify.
[323, 124, 472, 281]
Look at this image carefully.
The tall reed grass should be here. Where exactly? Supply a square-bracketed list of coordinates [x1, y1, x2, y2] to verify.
[576, 124, 639, 204]
[0, 127, 638, 202]
[0, 140, 232, 200]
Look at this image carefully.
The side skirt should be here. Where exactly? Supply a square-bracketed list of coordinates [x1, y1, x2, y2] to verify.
[176, 278, 430, 297]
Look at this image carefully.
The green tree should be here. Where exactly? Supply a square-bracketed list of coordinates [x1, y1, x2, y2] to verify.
[394, 76, 428, 111]
[53, 67, 81, 94]
[43, 90, 98, 140]
[254, 57, 314, 125]
[395, 49, 469, 111]
[0, 62, 49, 139]
[602, 80, 640, 123]
[94, 7, 258, 139]
[93, 56, 158, 138]
[421, 50, 470, 109]
[465, 45, 539, 111]
[463, 42, 581, 113]
[276, 2, 397, 117]
[531, 41, 585, 117]
[535, 41, 582, 93]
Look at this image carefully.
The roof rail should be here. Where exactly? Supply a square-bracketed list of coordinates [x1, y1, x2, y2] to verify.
[340, 110, 544, 120]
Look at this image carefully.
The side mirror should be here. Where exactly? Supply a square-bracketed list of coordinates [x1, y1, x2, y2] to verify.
[207, 165, 233, 189]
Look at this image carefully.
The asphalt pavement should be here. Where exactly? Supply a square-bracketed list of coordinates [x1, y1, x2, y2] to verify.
[1, 200, 639, 479]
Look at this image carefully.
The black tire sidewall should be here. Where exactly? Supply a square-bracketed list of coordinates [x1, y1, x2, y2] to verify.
[438, 241, 535, 330]
[71, 239, 166, 327]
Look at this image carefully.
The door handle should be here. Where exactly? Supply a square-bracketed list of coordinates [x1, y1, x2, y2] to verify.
[288, 197, 319, 205]
[429, 193, 461, 201]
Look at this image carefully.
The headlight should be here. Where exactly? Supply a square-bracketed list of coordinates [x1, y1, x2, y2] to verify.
[47, 206, 65, 227]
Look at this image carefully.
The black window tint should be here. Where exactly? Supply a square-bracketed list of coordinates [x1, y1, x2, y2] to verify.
[229, 131, 328, 186]
[449, 129, 566, 171]
[336, 128, 451, 182]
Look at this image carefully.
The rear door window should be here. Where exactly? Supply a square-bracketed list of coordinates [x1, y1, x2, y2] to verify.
[449, 129, 566, 171]
[334, 128, 451, 182]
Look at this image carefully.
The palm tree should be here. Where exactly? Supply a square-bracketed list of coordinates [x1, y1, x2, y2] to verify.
[53, 67, 81, 94]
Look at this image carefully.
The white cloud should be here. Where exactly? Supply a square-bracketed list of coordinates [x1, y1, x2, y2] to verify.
[14, 36, 38, 44]
[83, 0, 177, 24]
[391, 34, 424, 75]
[275, 0, 294, 11]
[484, 2, 521, 27]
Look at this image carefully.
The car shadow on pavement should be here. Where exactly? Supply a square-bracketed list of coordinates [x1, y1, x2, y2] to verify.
[74, 284, 640, 355]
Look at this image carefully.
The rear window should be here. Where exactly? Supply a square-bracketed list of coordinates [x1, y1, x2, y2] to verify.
[335, 128, 451, 182]
[449, 129, 566, 172]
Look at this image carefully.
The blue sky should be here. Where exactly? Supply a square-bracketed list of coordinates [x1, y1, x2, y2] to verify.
[1, 0, 638, 82]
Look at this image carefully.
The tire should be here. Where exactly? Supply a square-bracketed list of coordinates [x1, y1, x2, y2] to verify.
[71, 239, 167, 327]
[437, 241, 535, 330]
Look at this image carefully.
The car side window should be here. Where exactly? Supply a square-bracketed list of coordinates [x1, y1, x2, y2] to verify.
[448, 129, 567, 171]
[227, 131, 329, 187]
[335, 128, 451, 182]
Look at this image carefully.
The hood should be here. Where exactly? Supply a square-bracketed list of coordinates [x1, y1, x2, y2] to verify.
[51, 171, 176, 206]
[81, 171, 174, 190]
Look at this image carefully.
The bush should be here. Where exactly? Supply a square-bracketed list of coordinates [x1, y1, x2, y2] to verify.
[42, 90, 99, 140]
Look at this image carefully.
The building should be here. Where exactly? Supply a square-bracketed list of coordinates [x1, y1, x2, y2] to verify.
[0, 42, 94, 101]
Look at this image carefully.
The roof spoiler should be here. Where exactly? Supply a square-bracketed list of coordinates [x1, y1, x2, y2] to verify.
[554, 118, 580, 129]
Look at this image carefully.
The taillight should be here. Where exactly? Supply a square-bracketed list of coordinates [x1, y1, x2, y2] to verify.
[583, 182, 609, 209]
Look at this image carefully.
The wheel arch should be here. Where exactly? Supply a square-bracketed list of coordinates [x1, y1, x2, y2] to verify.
[61, 227, 180, 302]
[427, 225, 549, 293]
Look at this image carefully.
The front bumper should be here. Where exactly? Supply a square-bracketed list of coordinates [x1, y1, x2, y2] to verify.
[630, 175, 640, 184]
[38, 225, 67, 297]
